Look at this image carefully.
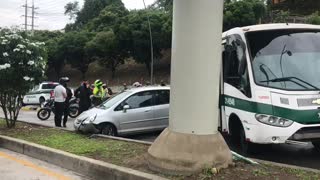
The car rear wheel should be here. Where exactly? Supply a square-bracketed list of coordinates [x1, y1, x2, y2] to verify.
[101, 124, 117, 136]
[39, 97, 45, 105]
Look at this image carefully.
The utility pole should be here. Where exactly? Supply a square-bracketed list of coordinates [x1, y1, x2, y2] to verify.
[31, 0, 35, 33]
[143, 0, 154, 85]
[23, 0, 28, 31]
[22, 0, 38, 34]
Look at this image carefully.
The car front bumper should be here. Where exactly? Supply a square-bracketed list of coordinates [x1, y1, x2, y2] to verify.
[74, 121, 100, 134]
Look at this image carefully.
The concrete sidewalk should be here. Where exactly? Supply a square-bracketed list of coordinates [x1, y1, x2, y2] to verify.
[0, 148, 87, 180]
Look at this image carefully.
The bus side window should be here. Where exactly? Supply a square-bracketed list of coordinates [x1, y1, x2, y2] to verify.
[223, 35, 251, 97]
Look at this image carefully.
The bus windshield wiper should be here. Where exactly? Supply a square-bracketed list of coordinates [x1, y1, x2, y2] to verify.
[260, 77, 319, 90]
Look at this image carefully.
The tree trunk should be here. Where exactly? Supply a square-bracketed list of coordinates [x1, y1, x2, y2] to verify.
[145, 61, 151, 75]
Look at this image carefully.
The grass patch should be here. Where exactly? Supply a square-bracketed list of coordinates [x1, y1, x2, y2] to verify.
[0, 120, 147, 166]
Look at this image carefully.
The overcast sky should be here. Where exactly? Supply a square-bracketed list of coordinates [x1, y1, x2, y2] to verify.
[0, 0, 156, 30]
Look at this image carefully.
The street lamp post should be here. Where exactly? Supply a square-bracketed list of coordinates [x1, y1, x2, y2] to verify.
[143, 0, 154, 85]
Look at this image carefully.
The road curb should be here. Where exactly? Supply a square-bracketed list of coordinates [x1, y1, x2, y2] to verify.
[0, 135, 167, 180]
[91, 134, 153, 145]
[250, 158, 320, 174]
[21, 106, 39, 111]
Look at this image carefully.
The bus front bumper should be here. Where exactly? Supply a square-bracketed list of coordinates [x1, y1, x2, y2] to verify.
[243, 121, 320, 144]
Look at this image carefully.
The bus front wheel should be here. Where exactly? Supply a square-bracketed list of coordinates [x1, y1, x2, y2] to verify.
[239, 127, 255, 155]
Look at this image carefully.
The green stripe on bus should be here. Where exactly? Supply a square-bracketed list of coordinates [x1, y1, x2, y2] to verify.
[223, 95, 320, 124]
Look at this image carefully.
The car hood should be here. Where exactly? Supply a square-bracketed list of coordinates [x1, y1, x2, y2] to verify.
[77, 108, 106, 119]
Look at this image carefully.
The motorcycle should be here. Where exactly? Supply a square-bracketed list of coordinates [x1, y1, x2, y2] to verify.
[37, 97, 80, 121]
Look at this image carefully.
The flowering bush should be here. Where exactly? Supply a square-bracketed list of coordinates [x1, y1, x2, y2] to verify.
[0, 29, 47, 128]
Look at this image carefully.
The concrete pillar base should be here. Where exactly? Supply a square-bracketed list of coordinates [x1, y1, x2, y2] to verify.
[147, 128, 233, 175]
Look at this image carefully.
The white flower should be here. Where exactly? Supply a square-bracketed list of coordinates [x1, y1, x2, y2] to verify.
[30, 78, 34, 81]
[17, 44, 25, 49]
[29, 42, 37, 47]
[11, 34, 21, 39]
[1, 39, 8, 45]
[27, 60, 34, 65]
[13, 48, 20, 52]
[19, 62, 23, 65]
[26, 50, 32, 54]
[3, 52, 8, 57]
[0, 63, 11, 70]
[39, 57, 43, 61]
[23, 76, 31, 81]
[35, 42, 45, 46]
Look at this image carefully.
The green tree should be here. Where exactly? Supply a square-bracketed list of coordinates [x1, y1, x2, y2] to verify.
[0, 30, 47, 128]
[58, 31, 94, 79]
[224, 0, 266, 31]
[85, 2, 130, 78]
[307, 11, 320, 25]
[272, 10, 290, 23]
[29, 30, 64, 78]
[271, 0, 320, 15]
[65, 0, 123, 31]
[64, 1, 80, 20]
[86, 31, 127, 78]
[152, 0, 173, 12]
[127, 10, 172, 74]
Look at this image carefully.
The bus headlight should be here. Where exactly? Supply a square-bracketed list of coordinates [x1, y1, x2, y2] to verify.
[255, 114, 293, 127]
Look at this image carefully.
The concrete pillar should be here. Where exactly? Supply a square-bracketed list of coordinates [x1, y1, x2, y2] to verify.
[147, 0, 232, 175]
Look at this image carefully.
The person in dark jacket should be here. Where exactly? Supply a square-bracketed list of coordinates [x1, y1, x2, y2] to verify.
[74, 81, 92, 114]
[62, 78, 73, 127]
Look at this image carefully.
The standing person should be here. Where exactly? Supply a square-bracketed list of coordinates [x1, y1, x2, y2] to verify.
[122, 83, 128, 91]
[74, 81, 92, 114]
[62, 77, 72, 127]
[54, 78, 67, 127]
[160, 80, 166, 86]
[92, 79, 105, 106]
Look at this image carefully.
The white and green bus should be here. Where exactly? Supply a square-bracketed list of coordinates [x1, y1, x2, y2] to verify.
[220, 23, 320, 153]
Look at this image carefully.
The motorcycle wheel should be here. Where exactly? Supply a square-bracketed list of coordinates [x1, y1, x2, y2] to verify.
[68, 106, 79, 118]
[37, 108, 51, 121]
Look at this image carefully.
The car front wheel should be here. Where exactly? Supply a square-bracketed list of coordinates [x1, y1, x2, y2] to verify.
[101, 124, 117, 136]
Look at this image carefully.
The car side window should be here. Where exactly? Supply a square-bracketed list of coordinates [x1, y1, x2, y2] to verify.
[154, 90, 170, 105]
[122, 91, 154, 110]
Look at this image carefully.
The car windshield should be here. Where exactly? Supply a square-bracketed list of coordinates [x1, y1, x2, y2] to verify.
[32, 85, 39, 91]
[42, 83, 58, 90]
[247, 29, 320, 90]
[98, 91, 132, 109]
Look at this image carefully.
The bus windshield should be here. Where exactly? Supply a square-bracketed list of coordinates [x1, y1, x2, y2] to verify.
[247, 29, 320, 91]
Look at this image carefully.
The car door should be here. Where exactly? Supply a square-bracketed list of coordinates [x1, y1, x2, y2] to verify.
[152, 90, 170, 130]
[28, 85, 40, 104]
[115, 91, 155, 134]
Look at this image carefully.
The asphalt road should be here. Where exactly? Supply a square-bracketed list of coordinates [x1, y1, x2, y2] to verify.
[2, 109, 320, 170]
[0, 148, 87, 180]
